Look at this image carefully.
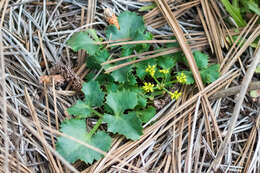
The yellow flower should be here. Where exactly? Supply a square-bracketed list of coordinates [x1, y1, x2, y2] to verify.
[142, 82, 154, 93]
[159, 69, 169, 74]
[176, 72, 187, 84]
[145, 65, 156, 77]
[169, 90, 182, 100]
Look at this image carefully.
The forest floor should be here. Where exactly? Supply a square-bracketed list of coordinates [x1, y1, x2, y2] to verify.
[0, 0, 260, 173]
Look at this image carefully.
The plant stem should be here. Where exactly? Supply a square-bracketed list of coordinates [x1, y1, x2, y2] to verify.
[88, 106, 103, 118]
[232, 0, 239, 8]
[87, 117, 103, 138]
[162, 87, 171, 94]
[165, 80, 177, 85]
[138, 91, 154, 100]
[153, 76, 161, 85]
[151, 90, 165, 97]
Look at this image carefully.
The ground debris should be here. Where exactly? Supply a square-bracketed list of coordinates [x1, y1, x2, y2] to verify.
[40, 64, 83, 91]
[40, 74, 65, 86]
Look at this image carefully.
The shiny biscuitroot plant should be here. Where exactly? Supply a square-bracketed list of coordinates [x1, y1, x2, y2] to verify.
[56, 11, 220, 164]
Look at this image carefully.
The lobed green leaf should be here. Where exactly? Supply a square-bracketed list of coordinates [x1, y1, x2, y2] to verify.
[56, 119, 112, 164]
[67, 100, 91, 118]
[137, 106, 156, 123]
[111, 64, 132, 83]
[158, 54, 176, 69]
[106, 11, 145, 40]
[67, 31, 99, 55]
[104, 112, 143, 140]
[82, 81, 105, 107]
[106, 90, 138, 115]
[200, 64, 220, 84]
[193, 51, 208, 70]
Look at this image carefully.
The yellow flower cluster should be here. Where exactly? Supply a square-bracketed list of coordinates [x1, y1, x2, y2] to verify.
[142, 82, 154, 93]
[145, 65, 156, 77]
[169, 91, 182, 100]
[159, 69, 169, 74]
[176, 72, 187, 84]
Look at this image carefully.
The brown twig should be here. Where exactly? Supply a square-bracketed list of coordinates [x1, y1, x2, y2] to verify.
[38, 31, 50, 74]
[6, 102, 80, 173]
[0, 1, 9, 172]
[221, 16, 260, 73]
[211, 81, 260, 99]
[104, 41, 208, 73]
[24, 88, 60, 173]
[207, 47, 260, 172]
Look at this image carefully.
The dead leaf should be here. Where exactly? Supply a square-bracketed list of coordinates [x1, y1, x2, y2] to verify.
[40, 75, 65, 86]
[104, 8, 120, 30]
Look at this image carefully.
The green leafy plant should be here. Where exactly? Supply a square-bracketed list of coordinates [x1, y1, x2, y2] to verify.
[56, 11, 220, 164]
[106, 11, 145, 40]
[221, 0, 260, 27]
[226, 35, 260, 48]
[176, 50, 220, 85]
[56, 119, 111, 164]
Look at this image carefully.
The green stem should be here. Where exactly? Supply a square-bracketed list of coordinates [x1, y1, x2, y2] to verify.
[153, 76, 161, 85]
[153, 75, 176, 95]
[87, 117, 103, 138]
[151, 90, 165, 97]
[165, 80, 177, 85]
[153, 76, 166, 91]
[164, 74, 171, 84]
[88, 106, 103, 118]
[138, 91, 152, 99]
[232, 0, 239, 8]
[162, 87, 171, 94]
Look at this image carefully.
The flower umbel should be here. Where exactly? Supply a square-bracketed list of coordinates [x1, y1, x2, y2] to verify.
[159, 69, 169, 74]
[145, 65, 156, 77]
[176, 72, 187, 84]
[169, 90, 182, 100]
[142, 82, 154, 93]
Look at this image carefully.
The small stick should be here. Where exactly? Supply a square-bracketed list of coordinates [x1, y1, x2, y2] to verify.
[211, 81, 260, 99]
[38, 31, 50, 74]
[0, 1, 9, 172]
[208, 47, 260, 172]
